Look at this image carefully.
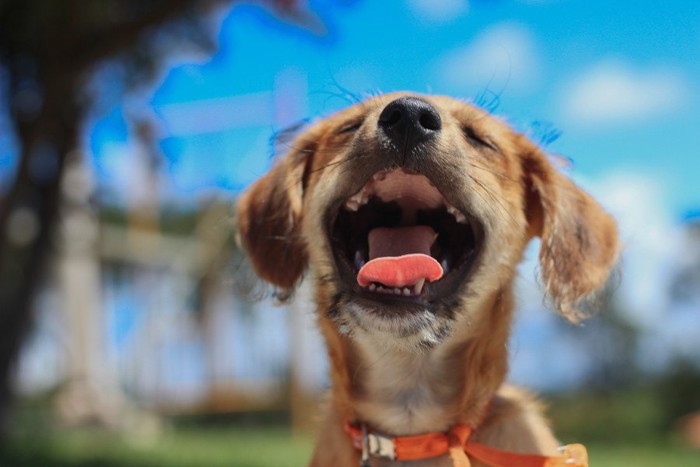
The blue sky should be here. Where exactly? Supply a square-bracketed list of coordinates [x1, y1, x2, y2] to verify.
[15, 1, 700, 394]
[88, 0, 700, 221]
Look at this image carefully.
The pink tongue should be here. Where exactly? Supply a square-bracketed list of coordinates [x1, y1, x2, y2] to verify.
[357, 226, 443, 288]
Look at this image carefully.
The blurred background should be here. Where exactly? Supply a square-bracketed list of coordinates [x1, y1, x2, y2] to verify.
[0, 0, 698, 465]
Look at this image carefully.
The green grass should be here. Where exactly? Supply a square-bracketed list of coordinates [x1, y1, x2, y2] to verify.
[549, 389, 667, 444]
[587, 443, 698, 467]
[546, 388, 700, 466]
[1, 426, 314, 467]
[2, 426, 698, 466]
[2, 386, 699, 466]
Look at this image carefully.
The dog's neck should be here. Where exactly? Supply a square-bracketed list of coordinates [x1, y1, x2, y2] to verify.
[321, 289, 512, 437]
[352, 337, 466, 435]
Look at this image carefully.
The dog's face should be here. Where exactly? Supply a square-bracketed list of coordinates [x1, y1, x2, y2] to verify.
[237, 92, 618, 349]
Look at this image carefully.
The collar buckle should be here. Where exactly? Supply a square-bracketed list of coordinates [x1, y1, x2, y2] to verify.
[366, 430, 396, 460]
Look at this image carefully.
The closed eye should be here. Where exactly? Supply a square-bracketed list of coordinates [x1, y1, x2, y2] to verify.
[337, 119, 364, 134]
[462, 126, 500, 154]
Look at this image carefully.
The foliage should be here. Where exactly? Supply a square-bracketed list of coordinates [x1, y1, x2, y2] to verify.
[0, 0, 234, 434]
[549, 388, 666, 444]
[549, 372, 700, 445]
[654, 358, 700, 429]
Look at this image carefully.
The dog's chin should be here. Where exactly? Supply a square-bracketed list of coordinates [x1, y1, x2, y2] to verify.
[335, 296, 456, 351]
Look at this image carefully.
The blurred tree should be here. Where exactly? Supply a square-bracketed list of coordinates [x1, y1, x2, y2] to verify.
[551, 277, 643, 392]
[0, 0, 308, 435]
[655, 357, 700, 430]
[670, 221, 700, 304]
[582, 302, 642, 391]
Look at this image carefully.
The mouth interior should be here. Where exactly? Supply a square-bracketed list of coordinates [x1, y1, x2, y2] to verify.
[331, 170, 479, 298]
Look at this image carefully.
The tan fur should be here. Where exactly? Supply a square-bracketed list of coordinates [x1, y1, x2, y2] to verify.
[236, 93, 620, 466]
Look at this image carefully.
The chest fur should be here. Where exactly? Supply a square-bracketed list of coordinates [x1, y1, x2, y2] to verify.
[352, 343, 460, 435]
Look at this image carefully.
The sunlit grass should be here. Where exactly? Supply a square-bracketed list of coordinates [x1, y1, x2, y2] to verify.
[2, 426, 698, 467]
[3, 386, 699, 466]
[1, 426, 314, 467]
[587, 443, 698, 467]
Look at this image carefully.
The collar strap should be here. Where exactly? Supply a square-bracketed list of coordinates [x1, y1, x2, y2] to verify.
[344, 421, 588, 467]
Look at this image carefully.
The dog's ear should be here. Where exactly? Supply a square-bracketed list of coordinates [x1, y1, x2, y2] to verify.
[520, 138, 620, 321]
[235, 128, 317, 290]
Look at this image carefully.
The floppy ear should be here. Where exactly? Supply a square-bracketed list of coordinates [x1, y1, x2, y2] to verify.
[520, 138, 620, 321]
[235, 132, 316, 290]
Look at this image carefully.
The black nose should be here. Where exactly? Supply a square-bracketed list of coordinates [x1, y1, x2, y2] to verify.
[377, 97, 442, 151]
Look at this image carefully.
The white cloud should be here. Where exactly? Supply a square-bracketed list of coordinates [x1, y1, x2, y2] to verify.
[434, 23, 540, 93]
[407, 0, 469, 22]
[511, 171, 693, 387]
[560, 59, 688, 126]
[591, 172, 700, 371]
[589, 172, 678, 327]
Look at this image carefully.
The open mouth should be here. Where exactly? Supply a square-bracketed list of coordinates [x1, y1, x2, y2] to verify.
[329, 169, 483, 302]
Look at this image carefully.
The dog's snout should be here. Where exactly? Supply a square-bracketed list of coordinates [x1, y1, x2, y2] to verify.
[378, 97, 441, 150]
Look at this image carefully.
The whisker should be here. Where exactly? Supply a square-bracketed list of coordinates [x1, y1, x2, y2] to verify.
[275, 151, 373, 195]
[468, 174, 520, 228]
[467, 162, 519, 184]
[468, 184, 504, 229]
[309, 152, 371, 175]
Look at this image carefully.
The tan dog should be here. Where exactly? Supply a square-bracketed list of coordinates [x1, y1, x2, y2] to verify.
[237, 93, 619, 466]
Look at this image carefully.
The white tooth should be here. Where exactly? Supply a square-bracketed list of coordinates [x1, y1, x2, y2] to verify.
[394, 288, 402, 295]
[369, 284, 376, 292]
[373, 171, 387, 181]
[403, 288, 411, 296]
[346, 188, 374, 210]
[447, 204, 468, 224]
[360, 189, 370, 205]
[413, 279, 425, 295]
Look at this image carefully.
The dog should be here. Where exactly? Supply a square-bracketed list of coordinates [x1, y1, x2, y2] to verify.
[236, 92, 619, 466]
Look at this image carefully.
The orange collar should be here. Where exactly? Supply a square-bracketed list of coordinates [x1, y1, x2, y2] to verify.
[344, 421, 588, 467]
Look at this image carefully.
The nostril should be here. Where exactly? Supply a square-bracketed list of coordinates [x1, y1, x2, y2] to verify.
[419, 110, 441, 131]
[379, 108, 403, 127]
[377, 97, 442, 150]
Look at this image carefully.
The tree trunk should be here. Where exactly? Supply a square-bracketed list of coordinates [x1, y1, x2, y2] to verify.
[0, 0, 240, 439]
[0, 69, 82, 434]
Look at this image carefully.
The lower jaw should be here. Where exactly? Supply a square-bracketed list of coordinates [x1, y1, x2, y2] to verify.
[354, 290, 431, 309]
[336, 294, 453, 340]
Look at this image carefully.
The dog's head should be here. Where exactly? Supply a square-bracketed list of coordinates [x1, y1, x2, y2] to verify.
[237, 93, 619, 349]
